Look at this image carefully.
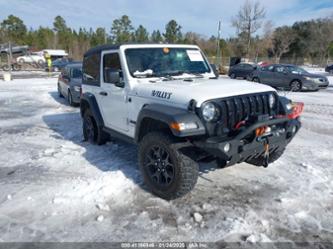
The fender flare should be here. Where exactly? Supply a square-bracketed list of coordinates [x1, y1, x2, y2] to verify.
[135, 103, 206, 142]
[80, 92, 104, 128]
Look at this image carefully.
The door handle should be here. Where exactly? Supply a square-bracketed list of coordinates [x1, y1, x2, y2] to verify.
[99, 91, 108, 96]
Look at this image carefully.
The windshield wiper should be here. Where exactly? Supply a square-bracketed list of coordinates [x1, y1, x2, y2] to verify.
[156, 71, 205, 81]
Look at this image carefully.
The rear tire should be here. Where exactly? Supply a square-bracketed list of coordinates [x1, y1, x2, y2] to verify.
[83, 109, 108, 145]
[2, 65, 10, 71]
[230, 73, 236, 79]
[138, 132, 199, 200]
[246, 149, 285, 166]
[330, 69, 333, 75]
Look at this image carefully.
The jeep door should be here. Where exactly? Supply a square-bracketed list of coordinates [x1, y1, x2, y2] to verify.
[98, 51, 129, 132]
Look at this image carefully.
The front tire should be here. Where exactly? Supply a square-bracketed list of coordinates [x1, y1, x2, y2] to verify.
[138, 132, 199, 200]
[37, 59, 44, 66]
[252, 77, 260, 83]
[83, 109, 108, 145]
[230, 73, 236, 79]
[290, 80, 302, 92]
[68, 90, 75, 106]
[57, 83, 63, 98]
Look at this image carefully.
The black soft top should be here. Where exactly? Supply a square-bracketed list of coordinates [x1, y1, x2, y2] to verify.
[84, 45, 121, 57]
[83, 43, 194, 57]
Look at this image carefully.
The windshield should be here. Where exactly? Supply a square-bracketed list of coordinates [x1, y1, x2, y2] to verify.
[286, 65, 308, 74]
[125, 47, 211, 78]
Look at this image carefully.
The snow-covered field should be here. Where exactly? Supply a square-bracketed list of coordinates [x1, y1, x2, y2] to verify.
[0, 74, 333, 244]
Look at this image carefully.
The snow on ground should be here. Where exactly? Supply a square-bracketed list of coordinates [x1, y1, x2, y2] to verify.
[0, 75, 333, 243]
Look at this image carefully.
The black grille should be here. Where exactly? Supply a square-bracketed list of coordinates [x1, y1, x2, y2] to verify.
[215, 92, 277, 133]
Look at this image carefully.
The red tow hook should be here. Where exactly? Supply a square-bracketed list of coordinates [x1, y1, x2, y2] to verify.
[235, 120, 247, 130]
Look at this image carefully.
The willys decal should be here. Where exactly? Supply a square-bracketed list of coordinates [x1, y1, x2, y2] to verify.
[151, 90, 172, 100]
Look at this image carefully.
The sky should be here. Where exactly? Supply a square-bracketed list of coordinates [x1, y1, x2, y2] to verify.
[0, 0, 332, 38]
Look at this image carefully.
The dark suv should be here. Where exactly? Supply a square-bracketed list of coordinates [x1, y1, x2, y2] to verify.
[251, 64, 329, 91]
[228, 63, 256, 79]
[325, 64, 333, 74]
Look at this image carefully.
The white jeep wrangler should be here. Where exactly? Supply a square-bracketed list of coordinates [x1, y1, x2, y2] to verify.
[80, 44, 303, 199]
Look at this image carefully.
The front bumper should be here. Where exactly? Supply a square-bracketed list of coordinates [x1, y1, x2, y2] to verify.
[303, 80, 329, 90]
[194, 117, 301, 166]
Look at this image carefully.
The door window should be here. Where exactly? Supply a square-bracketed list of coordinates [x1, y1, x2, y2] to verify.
[261, 65, 274, 72]
[275, 66, 286, 73]
[103, 53, 122, 84]
[72, 67, 83, 78]
[83, 53, 100, 85]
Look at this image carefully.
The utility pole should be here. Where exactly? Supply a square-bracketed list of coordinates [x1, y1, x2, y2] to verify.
[215, 21, 222, 68]
[8, 41, 12, 77]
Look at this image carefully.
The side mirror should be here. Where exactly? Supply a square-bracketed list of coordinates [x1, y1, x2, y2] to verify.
[210, 64, 219, 78]
[105, 68, 125, 88]
[63, 74, 70, 81]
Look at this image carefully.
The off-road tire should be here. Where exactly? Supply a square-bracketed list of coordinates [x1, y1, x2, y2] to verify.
[246, 149, 285, 167]
[83, 109, 108, 145]
[138, 132, 199, 200]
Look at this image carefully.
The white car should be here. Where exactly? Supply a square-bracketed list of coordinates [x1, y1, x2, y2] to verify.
[16, 53, 45, 64]
[80, 44, 303, 199]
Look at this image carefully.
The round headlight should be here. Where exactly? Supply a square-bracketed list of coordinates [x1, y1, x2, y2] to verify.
[269, 94, 276, 109]
[202, 102, 219, 122]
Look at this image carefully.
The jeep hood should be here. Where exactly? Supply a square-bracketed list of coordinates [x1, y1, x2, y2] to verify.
[132, 77, 276, 108]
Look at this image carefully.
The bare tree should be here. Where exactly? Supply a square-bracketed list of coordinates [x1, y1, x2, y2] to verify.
[272, 26, 296, 63]
[232, 0, 266, 58]
[257, 20, 274, 57]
